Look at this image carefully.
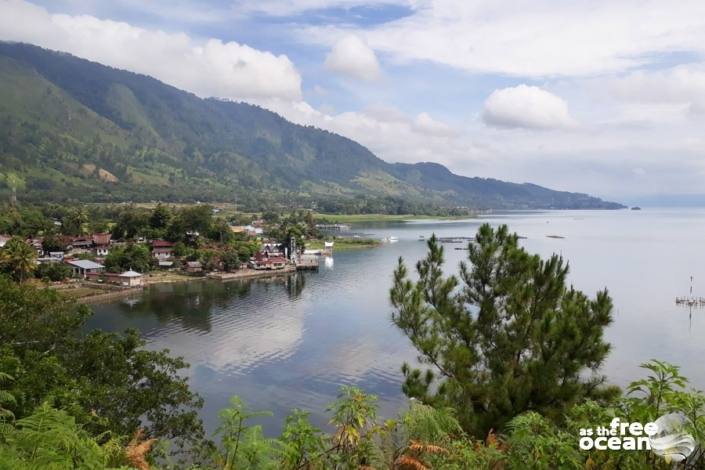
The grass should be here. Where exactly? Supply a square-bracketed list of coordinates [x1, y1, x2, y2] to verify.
[314, 213, 472, 223]
[306, 237, 381, 251]
[59, 286, 106, 299]
[143, 271, 193, 284]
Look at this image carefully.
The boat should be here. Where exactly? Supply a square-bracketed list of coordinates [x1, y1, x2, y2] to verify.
[631, 206, 642, 211]
[389, 236, 399, 243]
[418, 235, 425, 241]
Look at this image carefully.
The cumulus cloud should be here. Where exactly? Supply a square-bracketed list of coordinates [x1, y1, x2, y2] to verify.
[482, 85, 575, 130]
[324, 34, 380, 81]
[0, 0, 302, 101]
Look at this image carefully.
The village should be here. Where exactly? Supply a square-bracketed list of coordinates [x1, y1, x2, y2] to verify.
[0, 205, 346, 301]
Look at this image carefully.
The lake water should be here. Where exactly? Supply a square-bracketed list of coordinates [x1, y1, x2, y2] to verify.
[86, 208, 705, 434]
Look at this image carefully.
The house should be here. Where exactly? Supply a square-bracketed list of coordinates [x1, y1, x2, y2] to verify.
[250, 251, 287, 270]
[244, 225, 263, 236]
[185, 261, 203, 273]
[86, 270, 144, 287]
[67, 259, 104, 278]
[92, 233, 112, 256]
[157, 261, 175, 270]
[27, 238, 43, 255]
[262, 242, 284, 256]
[151, 240, 175, 260]
[71, 236, 93, 250]
[118, 269, 143, 287]
[49, 251, 65, 261]
[323, 241, 334, 255]
[95, 245, 110, 257]
[231, 225, 262, 237]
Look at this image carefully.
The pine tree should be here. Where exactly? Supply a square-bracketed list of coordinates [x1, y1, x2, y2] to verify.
[390, 224, 617, 436]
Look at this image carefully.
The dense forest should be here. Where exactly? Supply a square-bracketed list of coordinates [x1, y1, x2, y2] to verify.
[0, 42, 623, 212]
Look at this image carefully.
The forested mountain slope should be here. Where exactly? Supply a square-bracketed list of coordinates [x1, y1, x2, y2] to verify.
[0, 42, 623, 211]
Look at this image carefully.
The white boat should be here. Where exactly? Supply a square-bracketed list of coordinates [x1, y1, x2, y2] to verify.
[389, 236, 399, 243]
[418, 235, 425, 241]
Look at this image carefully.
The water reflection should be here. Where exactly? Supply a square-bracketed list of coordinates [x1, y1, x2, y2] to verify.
[286, 272, 306, 299]
[111, 280, 254, 333]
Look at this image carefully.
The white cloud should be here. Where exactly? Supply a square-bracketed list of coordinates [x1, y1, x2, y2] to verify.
[324, 34, 380, 81]
[607, 66, 705, 115]
[482, 85, 575, 130]
[412, 112, 455, 136]
[0, 0, 302, 101]
[304, 1, 705, 78]
[4, 0, 705, 201]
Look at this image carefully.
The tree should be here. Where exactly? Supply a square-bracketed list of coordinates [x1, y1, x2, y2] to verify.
[111, 206, 150, 240]
[104, 243, 152, 273]
[62, 207, 88, 236]
[0, 277, 206, 454]
[0, 238, 36, 282]
[41, 233, 66, 253]
[149, 203, 172, 230]
[1, 172, 25, 206]
[390, 224, 616, 436]
[36, 262, 71, 282]
[221, 249, 241, 272]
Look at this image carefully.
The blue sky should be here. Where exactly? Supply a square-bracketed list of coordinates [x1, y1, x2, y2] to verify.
[4, 0, 705, 204]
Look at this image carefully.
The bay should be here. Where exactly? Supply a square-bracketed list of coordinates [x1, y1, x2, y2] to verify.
[86, 208, 705, 434]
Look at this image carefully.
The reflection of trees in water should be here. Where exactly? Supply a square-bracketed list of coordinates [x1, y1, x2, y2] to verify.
[115, 280, 252, 332]
[113, 275, 307, 331]
[286, 273, 306, 299]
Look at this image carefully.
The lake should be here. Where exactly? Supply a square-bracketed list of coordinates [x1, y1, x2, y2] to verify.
[86, 208, 705, 434]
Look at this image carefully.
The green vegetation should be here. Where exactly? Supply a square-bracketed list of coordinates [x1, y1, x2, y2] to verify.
[35, 262, 71, 282]
[0, 237, 36, 282]
[0, 203, 263, 280]
[390, 224, 616, 436]
[0, 42, 623, 211]
[3, 220, 703, 468]
[105, 243, 152, 273]
[0, 276, 205, 466]
[307, 237, 380, 251]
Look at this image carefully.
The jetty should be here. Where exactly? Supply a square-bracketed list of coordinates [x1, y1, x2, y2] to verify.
[438, 237, 472, 243]
[675, 276, 705, 308]
[296, 255, 320, 271]
[316, 224, 350, 232]
[676, 297, 705, 306]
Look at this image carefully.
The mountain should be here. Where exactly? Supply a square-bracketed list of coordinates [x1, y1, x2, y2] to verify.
[0, 42, 623, 211]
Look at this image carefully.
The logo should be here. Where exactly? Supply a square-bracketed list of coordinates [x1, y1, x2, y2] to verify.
[649, 413, 697, 462]
[579, 414, 696, 462]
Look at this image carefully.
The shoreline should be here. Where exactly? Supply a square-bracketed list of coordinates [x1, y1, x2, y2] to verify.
[72, 266, 299, 304]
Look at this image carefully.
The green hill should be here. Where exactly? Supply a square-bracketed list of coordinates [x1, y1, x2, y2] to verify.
[0, 42, 623, 211]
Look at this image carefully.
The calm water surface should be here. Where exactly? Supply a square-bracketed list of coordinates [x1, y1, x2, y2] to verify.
[86, 208, 705, 433]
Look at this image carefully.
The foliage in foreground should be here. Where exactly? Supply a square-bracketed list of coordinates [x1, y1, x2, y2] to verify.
[4, 361, 705, 469]
[0, 275, 205, 462]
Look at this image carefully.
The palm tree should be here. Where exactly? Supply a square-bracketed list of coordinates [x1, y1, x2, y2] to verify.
[0, 238, 37, 282]
[64, 207, 88, 236]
